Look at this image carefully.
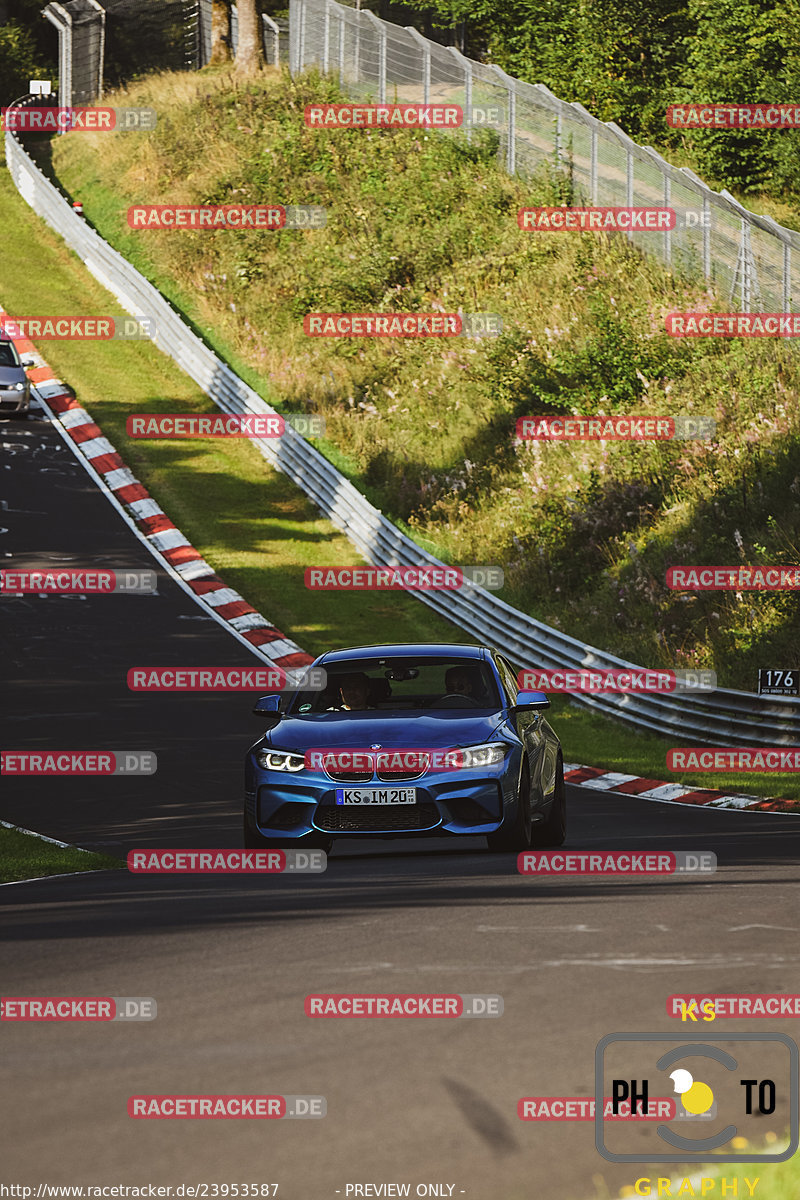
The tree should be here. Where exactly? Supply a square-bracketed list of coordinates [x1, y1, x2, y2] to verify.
[210, 0, 232, 64]
[235, 0, 265, 75]
[0, 21, 41, 107]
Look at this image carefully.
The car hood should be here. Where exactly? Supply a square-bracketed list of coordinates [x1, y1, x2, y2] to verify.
[261, 711, 508, 752]
[0, 366, 25, 385]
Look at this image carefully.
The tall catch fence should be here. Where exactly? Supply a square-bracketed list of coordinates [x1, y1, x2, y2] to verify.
[290, 0, 800, 314]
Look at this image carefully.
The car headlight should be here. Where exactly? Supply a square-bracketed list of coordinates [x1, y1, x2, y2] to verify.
[457, 742, 509, 768]
[12, 382, 26, 391]
[256, 750, 306, 772]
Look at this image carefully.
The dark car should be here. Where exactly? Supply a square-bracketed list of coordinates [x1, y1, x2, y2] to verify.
[243, 643, 566, 854]
[0, 336, 32, 417]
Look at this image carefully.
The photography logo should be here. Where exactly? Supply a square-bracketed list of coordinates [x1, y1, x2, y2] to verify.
[595, 1032, 799, 1163]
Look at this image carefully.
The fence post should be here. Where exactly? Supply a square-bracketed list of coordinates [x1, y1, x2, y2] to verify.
[490, 65, 515, 174]
[42, 2, 72, 121]
[407, 27, 430, 104]
[323, 0, 330, 73]
[741, 219, 751, 311]
[572, 103, 602, 203]
[761, 219, 796, 312]
[679, 167, 715, 282]
[363, 11, 386, 102]
[447, 46, 472, 142]
[262, 13, 280, 66]
[298, 0, 306, 71]
[637, 145, 673, 271]
[338, 10, 345, 87]
[289, 0, 300, 73]
[87, 0, 105, 100]
[608, 124, 640, 242]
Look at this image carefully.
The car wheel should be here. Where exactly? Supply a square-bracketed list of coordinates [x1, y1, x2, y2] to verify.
[531, 755, 567, 848]
[242, 812, 333, 854]
[486, 760, 533, 851]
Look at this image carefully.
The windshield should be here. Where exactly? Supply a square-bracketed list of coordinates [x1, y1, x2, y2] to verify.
[0, 341, 21, 368]
[289, 656, 501, 713]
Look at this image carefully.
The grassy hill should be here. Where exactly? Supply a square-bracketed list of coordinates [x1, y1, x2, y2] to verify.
[43, 64, 800, 690]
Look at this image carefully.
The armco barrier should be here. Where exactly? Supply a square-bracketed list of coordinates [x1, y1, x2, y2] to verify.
[5, 125, 799, 747]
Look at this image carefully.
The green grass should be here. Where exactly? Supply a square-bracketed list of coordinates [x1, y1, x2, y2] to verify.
[550, 696, 800, 805]
[0, 826, 123, 884]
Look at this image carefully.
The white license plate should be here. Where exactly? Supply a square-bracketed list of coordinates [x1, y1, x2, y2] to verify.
[335, 787, 417, 806]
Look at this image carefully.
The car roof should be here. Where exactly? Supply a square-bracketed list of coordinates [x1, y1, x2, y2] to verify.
[317, 643, 490, 665]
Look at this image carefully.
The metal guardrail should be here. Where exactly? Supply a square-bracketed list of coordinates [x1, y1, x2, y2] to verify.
[5, 128, 798, 747]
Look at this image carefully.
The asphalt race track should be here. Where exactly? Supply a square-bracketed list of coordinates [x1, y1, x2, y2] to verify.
[3, 413, 800, 1200]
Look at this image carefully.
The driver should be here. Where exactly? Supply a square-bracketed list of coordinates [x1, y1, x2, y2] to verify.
[444, 666, 476, 697]
[336, 671, 374, 711]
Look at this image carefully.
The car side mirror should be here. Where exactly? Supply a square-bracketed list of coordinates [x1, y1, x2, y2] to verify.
[22, 358, 35, 368]
[252, 694, 283, 717]
[514, 689, 550, 711]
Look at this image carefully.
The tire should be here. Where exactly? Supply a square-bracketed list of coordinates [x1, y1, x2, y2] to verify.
[486, 761, 533, 852]
[242, 811, 333, 854]
[531, 755, 567, 848]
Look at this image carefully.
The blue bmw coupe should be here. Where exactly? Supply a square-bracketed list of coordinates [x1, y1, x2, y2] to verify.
[243, 643, 565, 853]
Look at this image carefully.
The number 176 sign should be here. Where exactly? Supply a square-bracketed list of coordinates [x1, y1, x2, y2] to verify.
[758, 669, 798, 696]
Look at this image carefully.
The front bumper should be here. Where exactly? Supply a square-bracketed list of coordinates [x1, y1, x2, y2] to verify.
[245, 765, 517, 839]
[0, 387, 30, 415]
